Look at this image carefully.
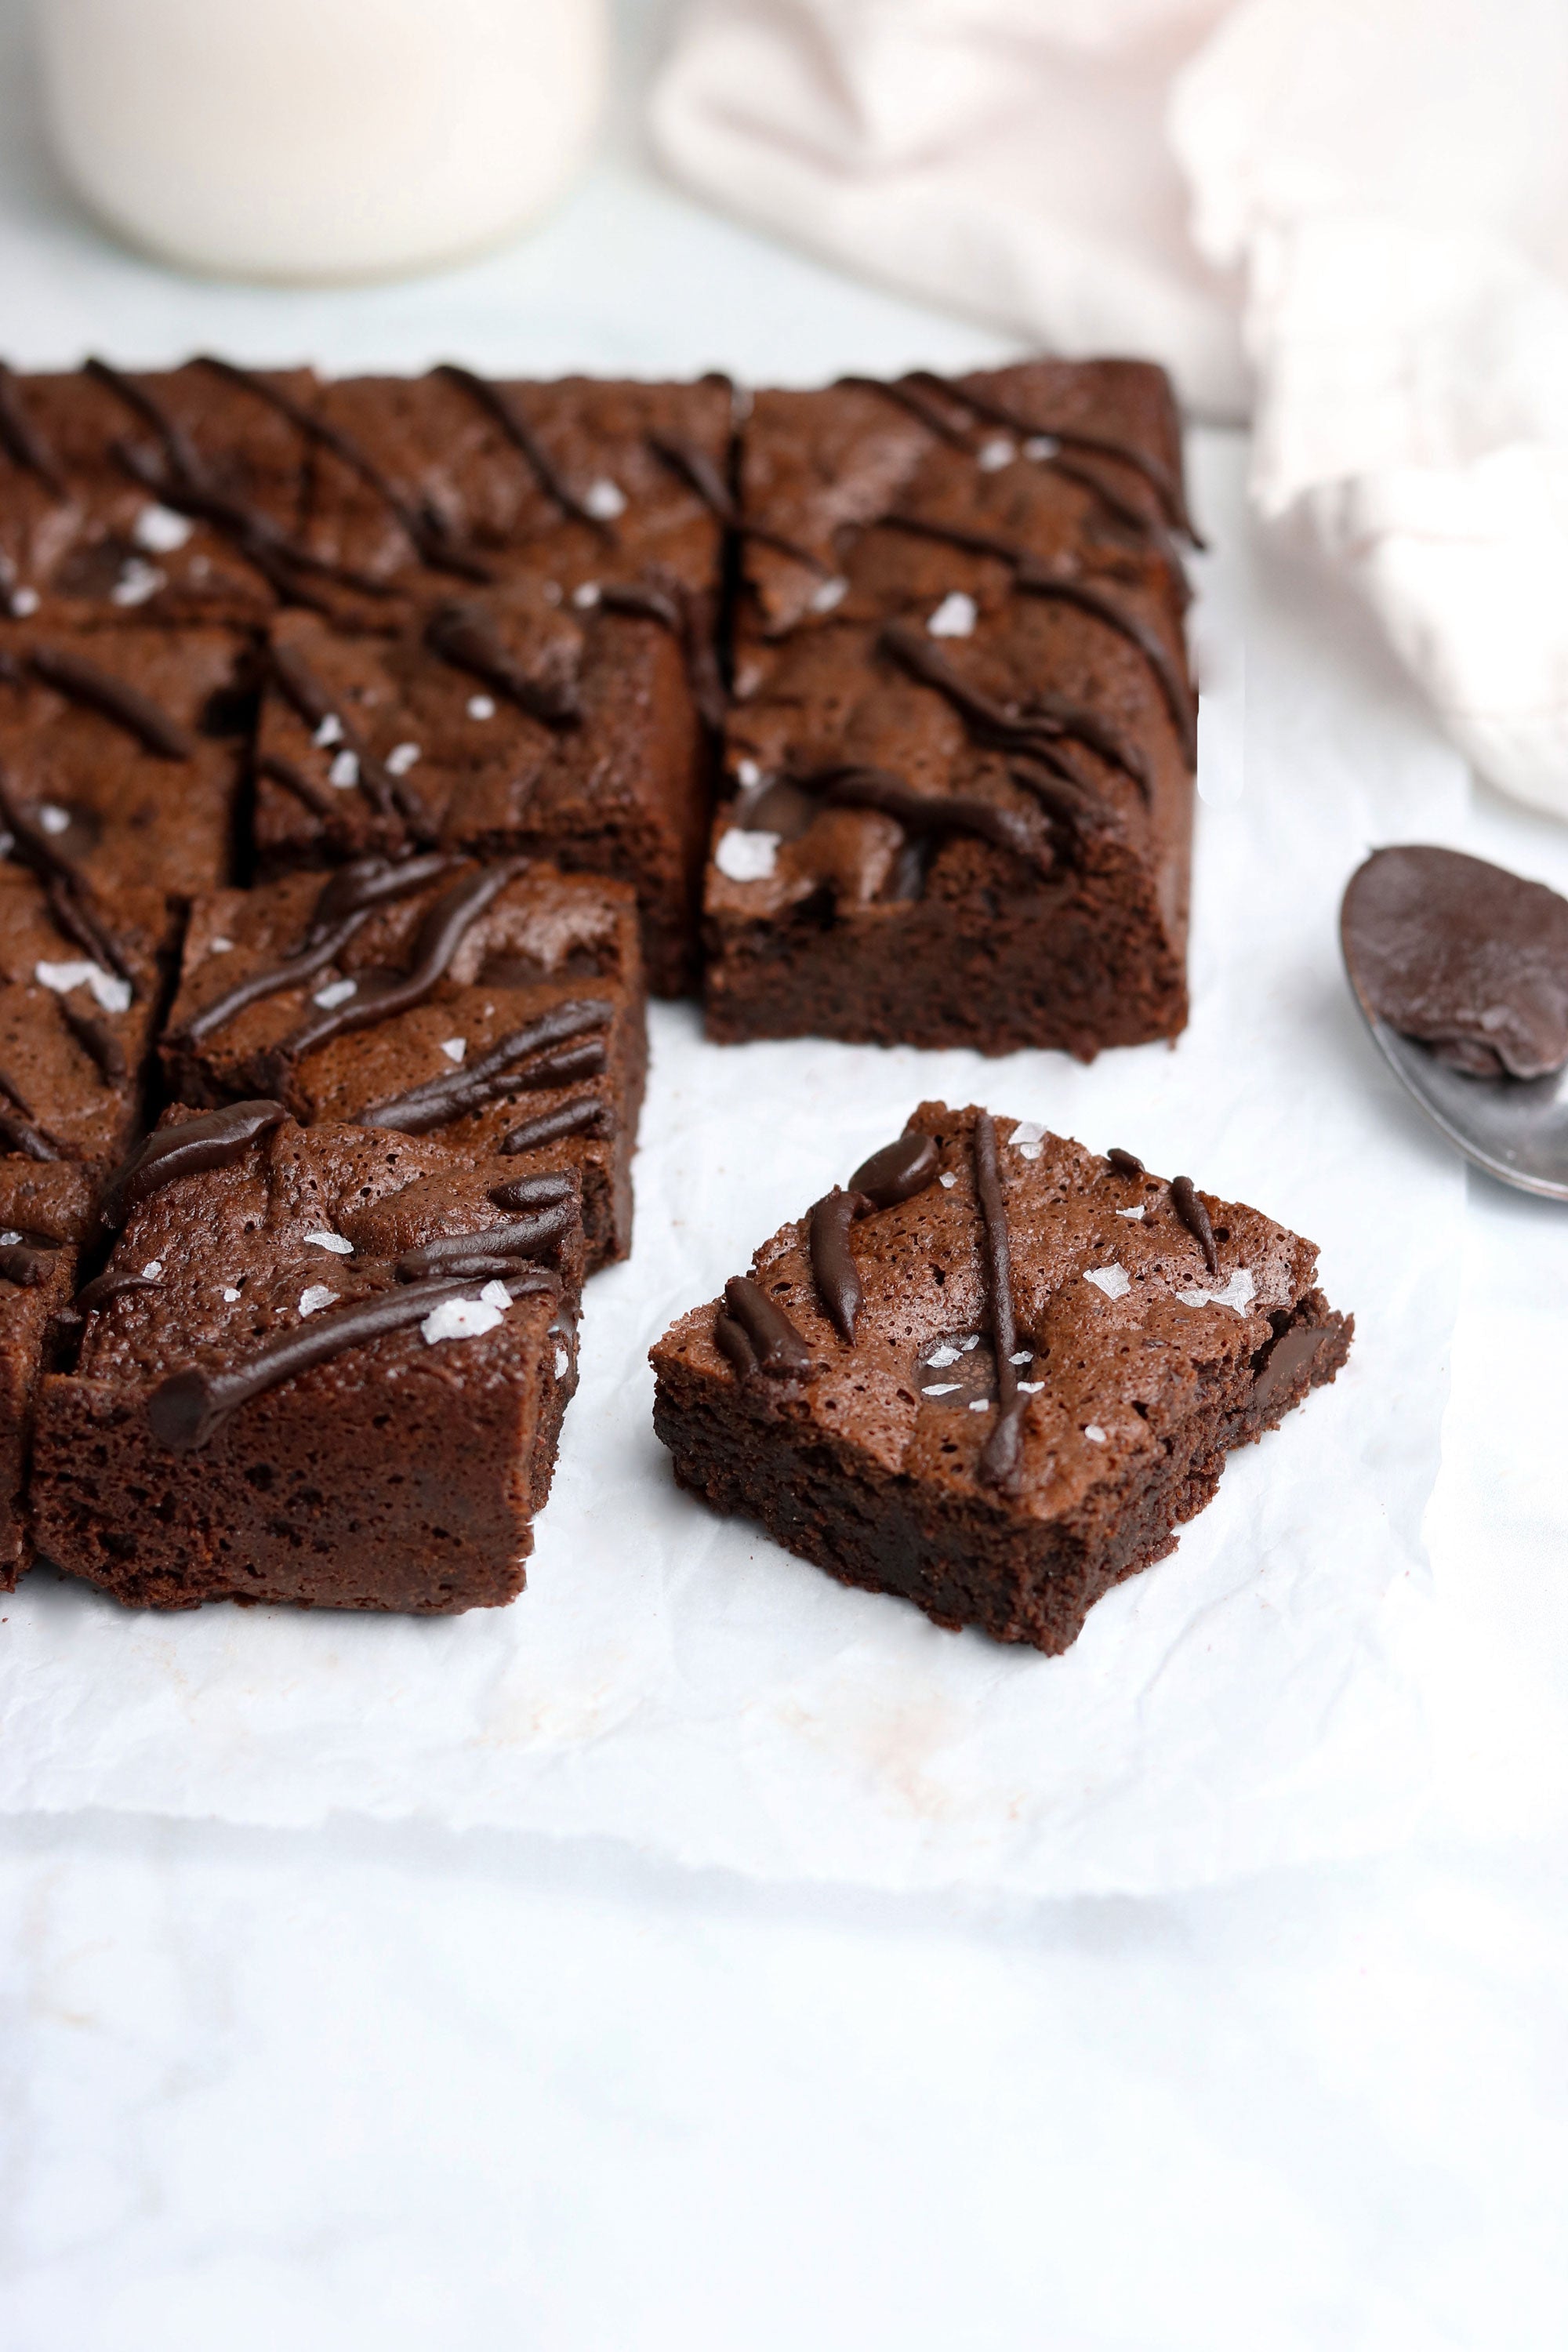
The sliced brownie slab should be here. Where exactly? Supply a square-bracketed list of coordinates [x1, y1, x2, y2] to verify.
[652, 1102, 1351, 1653]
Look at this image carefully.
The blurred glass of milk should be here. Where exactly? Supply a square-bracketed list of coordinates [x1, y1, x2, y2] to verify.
[32, 0, 608, 280]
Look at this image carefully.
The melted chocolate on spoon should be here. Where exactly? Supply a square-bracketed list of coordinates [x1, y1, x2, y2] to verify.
[1342, 846, 1568, 1080]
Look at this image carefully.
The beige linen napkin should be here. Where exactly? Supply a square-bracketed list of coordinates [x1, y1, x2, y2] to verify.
[653, 0, 1568, 817]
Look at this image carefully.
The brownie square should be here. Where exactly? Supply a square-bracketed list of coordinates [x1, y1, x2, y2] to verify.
[703, 361, 1196, 1058]
[250, 592, 710, 996]
[1, 1158, 93, 1585]
[651, 1103, 1352, 1653]
[0, 866, 177, 1178]
[0, 360, 318, 629]
[161, 855, 647, 1270]
[298, 368, 734, 615]
[31, 1111, 584, 1612]
[0, 630, 250, 897]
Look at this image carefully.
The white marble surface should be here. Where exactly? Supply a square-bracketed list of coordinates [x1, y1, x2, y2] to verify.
[2, 2, 1568, 2342]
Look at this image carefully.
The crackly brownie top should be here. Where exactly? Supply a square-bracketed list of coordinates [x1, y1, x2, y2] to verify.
[73, 1112, 582, 1401]
[254, 590, 707, 869]
[1342, 844, 1568, 1081]
[0, 629, 248, 895]
[0, 360, 318, 625]
[659, 1102, 1323, 1524]
[0, 868, 170, 1170]
[299, 370, 733, 607]
[166, 855, 641, 1150]
[707, 360, 1194, 930]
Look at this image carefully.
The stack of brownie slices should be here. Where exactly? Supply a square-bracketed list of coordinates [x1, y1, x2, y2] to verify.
[0, 349, 1346, 1642]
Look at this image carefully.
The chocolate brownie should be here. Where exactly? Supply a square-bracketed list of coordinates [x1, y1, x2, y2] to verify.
[651, 1102, 1351, 1653]
[0, 630, 249, 896]
[702, 361, 1196, 1057]
[250, 592, 711, 995]
[0, 360, 319, 629]
[0, 864, 176, 1178]
[161, 855, 646, 1269]
[31, 1106, 583, 1611]
[1, 1158, 93, 1584]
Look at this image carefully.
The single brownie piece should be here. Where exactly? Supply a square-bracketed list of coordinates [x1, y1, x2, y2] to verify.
[31, 1106, 583, 1612]
[0, 864, 176, 1178]
[703, 361, 1196, 1058]
[651, 1102, 1351, 1653]
[161, 855, 646, 1270]
[0, 358, 319, 629]
[0, 630, 249, 897]
[1, 1158, 93, 1585]
[250, 593, 710, 996]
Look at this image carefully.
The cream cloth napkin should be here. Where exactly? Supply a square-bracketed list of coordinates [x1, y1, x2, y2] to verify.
[652, 0, 1568, 818]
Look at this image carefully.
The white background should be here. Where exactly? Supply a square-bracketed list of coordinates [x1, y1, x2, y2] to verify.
[4, 3, 1568, 2344]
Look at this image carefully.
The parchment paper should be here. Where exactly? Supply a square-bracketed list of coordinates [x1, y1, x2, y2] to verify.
[0, 440, 1465, 1897]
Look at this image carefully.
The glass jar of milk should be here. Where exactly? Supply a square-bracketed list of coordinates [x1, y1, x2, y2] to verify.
[33, 0, 608, 281]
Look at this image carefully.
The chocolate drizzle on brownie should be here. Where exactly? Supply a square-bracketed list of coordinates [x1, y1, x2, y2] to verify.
[793, 763, 1054, 880]
[649, 434, 825, 573]
[27, 645, 195, 760]
[60, 1001, 127, 1084]
[1170, 1175, 1218, 1272]
[1107, 1148, 1145, 1177]
[972, 1110, 1025, 1492]
[67, 1265, 161, 1319]
[146, 1261, 561, 1451]
[808, 1133, 941, 1341]
[0, 1066, 63, 1161]
[100, 1100, 288, 1229]
[0, 1230, 60, 1286]
[425, 600, 581, 727]
[808, 1191, 866, 1341]
[393, 1204, 575, 1281]
[0, 361, 64, 495]
[878, 622, 1141, 794]
[176, 853, 458, 1044]
[722, 1273, 814, 1377]
[499, 1094, 611, 1156]
[198, 356, 494, 584]
[881, 513, 1194, 766]
[360, 999, 608, 1133]
[437, 365, 607, 533]
[278, 859, 526, 1060]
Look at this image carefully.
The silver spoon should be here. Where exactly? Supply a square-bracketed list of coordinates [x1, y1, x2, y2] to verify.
[1343, 978, 1568, 1202]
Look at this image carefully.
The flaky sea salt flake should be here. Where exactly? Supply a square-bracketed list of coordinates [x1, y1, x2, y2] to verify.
[297, 1285, 336, 1317]
[420, 1294, 505, 1345]
[35, 960, 132, 1014]
[1178, 1268, 1257, 1315]
[714, 828, 779, 883]
[1084, 1263, 1131, 1301]
[927, 591, 977, 639]
[304, 1232, 354, 1256]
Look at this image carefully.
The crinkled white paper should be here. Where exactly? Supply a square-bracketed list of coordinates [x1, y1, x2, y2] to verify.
[0, 441, 1465, 1896]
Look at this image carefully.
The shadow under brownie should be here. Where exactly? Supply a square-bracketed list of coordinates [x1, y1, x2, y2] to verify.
[651, 1102, 1351, 1653]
